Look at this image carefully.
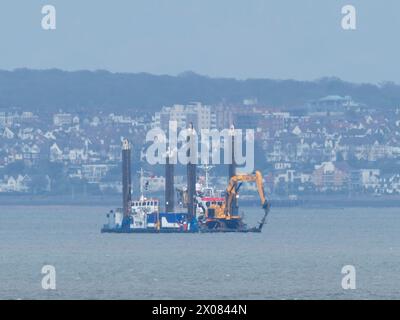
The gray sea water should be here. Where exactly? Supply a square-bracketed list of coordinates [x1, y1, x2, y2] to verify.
[0, 205, 399, 300]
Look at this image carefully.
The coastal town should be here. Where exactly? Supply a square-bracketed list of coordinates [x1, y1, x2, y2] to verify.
[1, 95, 400, 203]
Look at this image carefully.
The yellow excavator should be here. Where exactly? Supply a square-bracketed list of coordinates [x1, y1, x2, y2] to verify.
[201, 171, 270, 232]
[225, 171, 268, 214]
[225, 171, 270, 231]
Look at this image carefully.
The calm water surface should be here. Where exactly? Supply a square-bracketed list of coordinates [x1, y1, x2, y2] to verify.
[0, 206, 399, 299]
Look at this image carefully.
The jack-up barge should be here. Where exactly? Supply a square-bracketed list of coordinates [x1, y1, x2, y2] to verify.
[101, 129, 270, 234]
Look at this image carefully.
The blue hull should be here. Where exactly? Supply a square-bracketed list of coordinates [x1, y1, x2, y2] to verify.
[101, 211, 265, 233]
[101, 227, 197, 233]
[102, 211, 199, 233]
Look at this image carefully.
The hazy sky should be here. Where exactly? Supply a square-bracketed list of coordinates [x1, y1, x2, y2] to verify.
[0, 0, 399, 83]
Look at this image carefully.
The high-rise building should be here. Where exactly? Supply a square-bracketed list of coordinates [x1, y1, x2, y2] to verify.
[153, 103, 217, 132]
[53, 113, 73, 126]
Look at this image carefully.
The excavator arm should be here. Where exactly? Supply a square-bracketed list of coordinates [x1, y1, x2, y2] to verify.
[254, 171, 269, 210]
[253, 171, 271, 231]
[224, 171, 270, 219]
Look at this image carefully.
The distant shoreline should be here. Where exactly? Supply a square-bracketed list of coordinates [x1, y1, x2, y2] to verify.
[0, 194, 399, 208]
